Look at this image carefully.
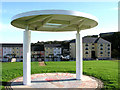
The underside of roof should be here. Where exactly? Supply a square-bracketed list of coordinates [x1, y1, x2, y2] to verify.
[11, 10, 98, 32]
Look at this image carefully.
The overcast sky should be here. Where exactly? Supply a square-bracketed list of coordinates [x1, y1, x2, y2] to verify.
[0, 2, 118, 43]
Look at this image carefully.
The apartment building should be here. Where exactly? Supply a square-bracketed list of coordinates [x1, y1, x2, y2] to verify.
[69, 37, 111, 60]
[0, 43, 23, 62]
[31, 44, 45, 61]
[44, 44, 62, 61]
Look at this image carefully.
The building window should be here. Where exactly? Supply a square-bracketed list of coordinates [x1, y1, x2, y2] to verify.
[17, 47, 18, 49]
[100, 52, 103, 54]
[100, 44, 103, 46]
[17, 51, 18, 53]
[85, 44, 88, 46]
[108, 44, 110, 46]
[85, 51, 88, 54]
[92, 47, 94, 49]
[108, 52, 110, 54]
[108, 48, 110, 50]
[100, 48, 103, 50]
[13, 52, 14, 53]
[92, 43, 94, 45]
[85, 48, 88, 50]
[13, 48, 14, 49]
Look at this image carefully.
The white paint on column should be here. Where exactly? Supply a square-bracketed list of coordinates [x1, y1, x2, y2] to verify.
[76, 31, 83, 80]
[23, 26, 31, 85]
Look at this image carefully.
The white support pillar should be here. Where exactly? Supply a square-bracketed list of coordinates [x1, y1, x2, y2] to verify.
[23, 25, 31, 85]
[76, 31, 83, 80]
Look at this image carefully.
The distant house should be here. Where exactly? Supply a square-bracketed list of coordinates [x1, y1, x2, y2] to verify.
[0, 43, 23, 62]
[69, 37, 111, 60]
[44, 44, 62, 61]
[31, 44, 44, 61]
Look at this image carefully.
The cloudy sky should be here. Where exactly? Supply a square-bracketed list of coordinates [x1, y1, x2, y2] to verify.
[0, 1, 118, 43]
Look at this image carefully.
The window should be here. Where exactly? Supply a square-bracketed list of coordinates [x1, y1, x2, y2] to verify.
[100, 44, 103, 46]
[92, 47, 94, 49]
[85, 44, 88, 46]
[108, 52, 110, 54]
[13, 48, 14, 49]
[100, 52, 103, 54]
[108, 48, 110, 50]
[17, 51, 18, 53]
[85, 48, 88, 50]
[100, 48, 103, 50]
[13, 52, 14, 53]
[108, 44, 110, 46]
[17, 47, 18, 49]
[85, 52, 88, 54]
[92, 43, 94, 45]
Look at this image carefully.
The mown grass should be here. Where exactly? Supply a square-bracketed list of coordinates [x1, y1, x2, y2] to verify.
[2, 60, 119, 89]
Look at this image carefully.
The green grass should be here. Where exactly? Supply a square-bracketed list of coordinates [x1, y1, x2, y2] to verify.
[2, 60, 119, 89]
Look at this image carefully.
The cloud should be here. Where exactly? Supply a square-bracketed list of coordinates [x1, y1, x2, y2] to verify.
[81, 26, 118, 37]
[0, 23, 22, 32]
[112, 7, 119, 10]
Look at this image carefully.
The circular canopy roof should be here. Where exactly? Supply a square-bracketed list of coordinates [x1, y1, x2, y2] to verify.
[11, 10, 98, 32]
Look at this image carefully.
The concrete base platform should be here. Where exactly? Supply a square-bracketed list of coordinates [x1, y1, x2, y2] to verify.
[9, 73, 103, 89]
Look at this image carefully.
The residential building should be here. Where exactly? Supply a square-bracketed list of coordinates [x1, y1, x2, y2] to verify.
[44, 44, 62, 61]
[69, 37, 111, 60]
[0, 43, 23, 62]
[0, 45, 2, 61]
[31, 44, 44, 61]
[69, 41, 76, 60]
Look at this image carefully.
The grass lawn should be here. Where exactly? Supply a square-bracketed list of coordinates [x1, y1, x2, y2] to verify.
[2, 60, 119, 89]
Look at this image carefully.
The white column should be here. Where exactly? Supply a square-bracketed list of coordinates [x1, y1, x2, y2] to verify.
[23, 26, 31, 85]
[76, 31, 83, 80]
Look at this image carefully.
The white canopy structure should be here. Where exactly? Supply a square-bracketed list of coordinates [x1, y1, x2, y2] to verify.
[11, 10, 98, 85]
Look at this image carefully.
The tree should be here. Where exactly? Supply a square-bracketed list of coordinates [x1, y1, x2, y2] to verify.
[100, 32, 120, 58]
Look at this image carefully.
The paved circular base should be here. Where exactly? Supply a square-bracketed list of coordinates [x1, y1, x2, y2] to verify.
[10, 73, 103, 88]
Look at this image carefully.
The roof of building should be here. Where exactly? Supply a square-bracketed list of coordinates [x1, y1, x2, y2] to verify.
[0, 43, 23, 47]
[83, 37, 98, 43]
[44, 44, 61, 47]
[70, 37, 111, 44]
[95, 38, 111, 44]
